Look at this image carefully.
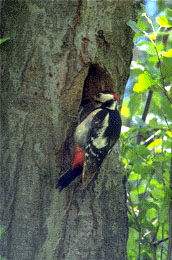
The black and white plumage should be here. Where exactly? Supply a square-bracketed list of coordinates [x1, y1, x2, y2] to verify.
[56, 91, 122, 191]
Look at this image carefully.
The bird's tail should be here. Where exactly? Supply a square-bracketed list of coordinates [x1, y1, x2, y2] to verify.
[56, 165, 83, 191]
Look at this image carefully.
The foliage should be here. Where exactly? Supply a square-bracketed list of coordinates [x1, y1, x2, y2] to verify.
[124, 5, 172, 260]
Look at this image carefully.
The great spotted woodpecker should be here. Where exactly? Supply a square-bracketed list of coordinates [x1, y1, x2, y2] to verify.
[56, 91, 122, 191]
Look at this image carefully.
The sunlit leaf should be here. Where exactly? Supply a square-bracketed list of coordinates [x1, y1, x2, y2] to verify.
[132, 186, 145, 195]
[156, 15, 172, 27]
[162, 49, 172, 57]
[129, 172, 141, 181]
[133, 71, 153, 93]
[148, 56, 159, 63]
[154, 148, 162, 153]
[121, 104, 130, 117]
[150, 179, 163, 189]
[148, 139, 162, 149]
[166, 131, 172, 137]
[148, 33, 156, 40]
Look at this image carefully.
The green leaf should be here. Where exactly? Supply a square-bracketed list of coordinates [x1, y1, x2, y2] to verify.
[140, 200, 159, 211]
[156, 15, 172, 27]
[152, 153, 170, 162]
[152, 189, 165, 200]
[127, 20, 143, 33]
[161, 92, 172, 120]
[126, 150, 137, 162]
[159, 206, 168, 223]
[150, 179, 163, 189]
[127, 228, 139, 253]
[129, 172, 141, 181]
[149, 118, 159, 129]
[146, 208, 157, 221]
[0, 37, 10, 45]
[148, 56, 159, 63]
[132, 185, 145, 195]
[135, 145, 150, 157]
[128, 92, 142, 115]
[137, 17, 149, 31]
[162, 57, 172, 80]
[137, 41, 156, 55]
[166, 8, 172, 19]
[133, 71, 153, 93]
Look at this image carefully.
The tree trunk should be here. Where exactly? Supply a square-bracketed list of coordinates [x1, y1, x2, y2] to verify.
[0, 1, 137, 259]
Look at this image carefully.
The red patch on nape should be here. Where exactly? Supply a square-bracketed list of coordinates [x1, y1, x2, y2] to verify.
[113, 93, 119, 101]
[72, 143, 85, 169]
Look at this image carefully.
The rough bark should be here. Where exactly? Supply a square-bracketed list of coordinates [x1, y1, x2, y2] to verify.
[0, 1, 137, 259]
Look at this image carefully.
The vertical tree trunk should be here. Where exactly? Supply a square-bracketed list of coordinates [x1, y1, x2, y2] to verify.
[0, 1, 138, 259]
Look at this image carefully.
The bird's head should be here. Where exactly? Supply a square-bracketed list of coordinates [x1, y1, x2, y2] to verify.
[93, 91, 119, 110]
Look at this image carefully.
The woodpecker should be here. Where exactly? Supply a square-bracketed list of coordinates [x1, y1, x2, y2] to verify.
[56, 91, 122, 191]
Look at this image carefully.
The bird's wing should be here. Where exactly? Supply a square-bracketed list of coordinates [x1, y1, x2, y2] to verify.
[82, 109, 110, 186]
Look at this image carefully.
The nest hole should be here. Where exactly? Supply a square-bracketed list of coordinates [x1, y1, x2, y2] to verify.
[80, 64, 114, 115]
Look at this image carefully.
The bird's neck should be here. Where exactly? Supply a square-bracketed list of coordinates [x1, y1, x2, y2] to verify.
[101, 100, 117, 110]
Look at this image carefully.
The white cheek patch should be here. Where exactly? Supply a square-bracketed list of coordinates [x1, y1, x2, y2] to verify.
[100, 93, 113, 102]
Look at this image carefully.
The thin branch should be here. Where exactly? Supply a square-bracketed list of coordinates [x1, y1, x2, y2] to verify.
[142, 90, 153, 122]
[160, 224, 164, 260]
[128, 192, 141, 233]
[152, 237, 169, 246]
[144, 130, 161, 146]
[151, 225, 165, 260]
[161, 110, 172, 133]
[167, 141, 172, 260]
[137, 90, 153, 145]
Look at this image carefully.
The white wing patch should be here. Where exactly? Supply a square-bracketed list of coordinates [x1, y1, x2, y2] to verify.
[74, 109, 102, 147]
[92, 113, 109, 149]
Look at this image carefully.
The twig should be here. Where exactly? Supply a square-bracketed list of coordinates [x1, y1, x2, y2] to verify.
[167, 141, 172, 260]
[142, 90, 153, 122]
[152, 237, 169, 246]
[161, 110, 172, 133]
[137, 90, 153, 144]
